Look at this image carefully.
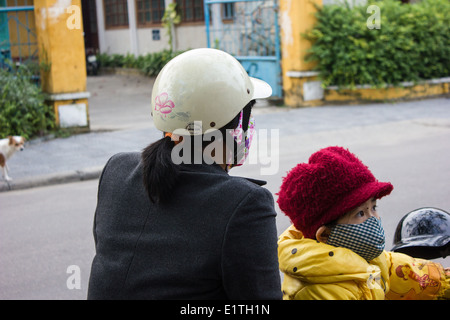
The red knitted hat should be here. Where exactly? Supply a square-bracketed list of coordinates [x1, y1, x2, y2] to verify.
[277, 146, 393, 239]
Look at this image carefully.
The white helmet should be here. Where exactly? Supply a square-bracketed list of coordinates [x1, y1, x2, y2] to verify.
[151, 48, 272, 135]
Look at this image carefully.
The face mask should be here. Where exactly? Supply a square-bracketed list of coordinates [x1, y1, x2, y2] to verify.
[226, 111, 255, 170]
[326, 216, 385, 261]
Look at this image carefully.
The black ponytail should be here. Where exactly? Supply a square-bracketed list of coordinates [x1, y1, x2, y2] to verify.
[142, 135, 180, 203]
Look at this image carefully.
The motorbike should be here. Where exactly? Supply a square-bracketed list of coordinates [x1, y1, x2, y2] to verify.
[86, 47, 99, 76]
[0, 48, 12, 71]
[391, 207, 450, 260]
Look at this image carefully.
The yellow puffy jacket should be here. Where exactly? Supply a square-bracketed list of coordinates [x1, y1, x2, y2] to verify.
[278, 225, 450, 300]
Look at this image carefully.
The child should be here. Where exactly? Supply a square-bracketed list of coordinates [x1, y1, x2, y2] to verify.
[277, 146, 450, 300]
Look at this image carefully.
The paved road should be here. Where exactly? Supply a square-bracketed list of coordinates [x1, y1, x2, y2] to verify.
[1, 97, 449, 299]
[3, 95, 450, 186]
[0, 180, 97, 300]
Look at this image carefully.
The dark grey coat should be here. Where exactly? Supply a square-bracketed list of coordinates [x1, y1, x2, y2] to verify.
[87, 152, 282, 299]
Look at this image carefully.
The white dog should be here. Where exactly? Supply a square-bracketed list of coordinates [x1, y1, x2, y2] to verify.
[0, 136, 25, 181]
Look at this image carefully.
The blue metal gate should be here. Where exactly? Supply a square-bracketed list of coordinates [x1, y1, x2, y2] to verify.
[204, 0, 282, 98]
[0, 1, 38, 70]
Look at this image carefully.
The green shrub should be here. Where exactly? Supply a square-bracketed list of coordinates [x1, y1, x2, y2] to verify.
[140, 49, 184, 76]
[304, 0, 450, 88]
[0, 63, 55, 139]
[96, 50, 185, 77]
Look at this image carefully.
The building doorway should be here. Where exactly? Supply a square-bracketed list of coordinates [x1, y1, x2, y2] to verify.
[82, 0, 99, 53]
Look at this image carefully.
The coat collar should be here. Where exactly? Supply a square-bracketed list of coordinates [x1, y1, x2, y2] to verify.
[179, 162, 267, 186]
[278, 225, 389, 290]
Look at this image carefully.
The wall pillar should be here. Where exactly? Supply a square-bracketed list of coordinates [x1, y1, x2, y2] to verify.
[95, 0, 106, 53]
[127, 0, 139, 56]
[34, 0, 90, 129]
[279, 0, 323, 107]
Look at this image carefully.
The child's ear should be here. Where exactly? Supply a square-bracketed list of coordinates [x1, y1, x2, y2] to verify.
[316, 225, 331, 243]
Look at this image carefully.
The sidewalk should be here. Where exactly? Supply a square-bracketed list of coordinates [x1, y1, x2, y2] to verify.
[0, 73, 282, 192]
[1, 73, 449, 192]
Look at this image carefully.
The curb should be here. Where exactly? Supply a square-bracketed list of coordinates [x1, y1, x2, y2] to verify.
[0, 166, 103, 192]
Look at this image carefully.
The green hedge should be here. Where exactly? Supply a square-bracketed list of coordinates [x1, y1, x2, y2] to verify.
[0, 63, 54, 139]
[97, 49, 185, 77]
[304, 0, 450, 88]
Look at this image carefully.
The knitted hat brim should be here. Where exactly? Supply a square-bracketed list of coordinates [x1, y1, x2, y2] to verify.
[324, 181, 393, 226]
[301, 180, 394, 239]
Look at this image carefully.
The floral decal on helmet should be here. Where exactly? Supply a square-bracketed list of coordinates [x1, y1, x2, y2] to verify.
[155, 92, 175, 117]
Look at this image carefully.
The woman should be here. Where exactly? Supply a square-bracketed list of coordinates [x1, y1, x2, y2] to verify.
[87, 48, 282, 299]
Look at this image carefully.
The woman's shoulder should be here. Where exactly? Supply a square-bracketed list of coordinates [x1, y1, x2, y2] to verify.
[222, 176, 275, 213]
[180, 163, 273, 198]
[107, 152, 141, 165]
[99, 152, 141, 183]
[227, 174, 273, 198]
[102, 152, 142, 172]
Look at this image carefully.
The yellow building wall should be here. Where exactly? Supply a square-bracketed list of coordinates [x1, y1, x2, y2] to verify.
[34, 0, 89, 128]
[279, 0, 322, 108]
[34, 0, 86, 94]
[325, 82, 450, 103]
